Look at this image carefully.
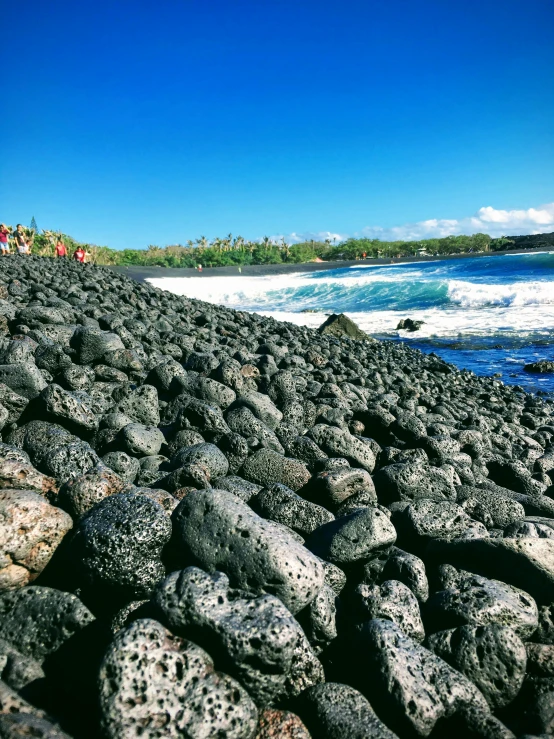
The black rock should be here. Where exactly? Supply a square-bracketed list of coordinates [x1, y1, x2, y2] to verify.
[524, 360, 554, 374]
[298, 682, 398, 738]
[317, 314, 373, 341]
[171, 488, 325, 614]
[153, 567, 324, 705]
[70, 493, 172, 601]
[427, 624, 527, 709]
[396, 318, 425, 331]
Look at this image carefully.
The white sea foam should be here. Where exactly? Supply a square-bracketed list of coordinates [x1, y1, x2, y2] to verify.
[252, 306, 554, 338]
[148, 270, 554, 340]
[448, 280, 554, 308]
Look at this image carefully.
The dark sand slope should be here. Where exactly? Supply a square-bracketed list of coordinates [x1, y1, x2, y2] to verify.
[1, 255, 554, 738]
[110, 244, 554, 282]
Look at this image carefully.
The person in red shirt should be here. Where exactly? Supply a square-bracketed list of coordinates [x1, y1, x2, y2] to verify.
[0, 224, 10, 256]
[73, 247, 85, 263]
[55, 239, 67, 257]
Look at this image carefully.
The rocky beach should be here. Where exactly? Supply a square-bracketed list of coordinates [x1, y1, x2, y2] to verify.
[2, 255, 554, 738]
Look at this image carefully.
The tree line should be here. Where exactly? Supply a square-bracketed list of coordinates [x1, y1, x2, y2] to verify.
[3, 219, 551, 268]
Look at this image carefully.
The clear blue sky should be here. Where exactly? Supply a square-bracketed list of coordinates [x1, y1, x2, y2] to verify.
[2, 0, 553, 249]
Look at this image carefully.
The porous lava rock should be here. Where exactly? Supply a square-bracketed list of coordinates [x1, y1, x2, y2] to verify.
[0, 254, 552, 737]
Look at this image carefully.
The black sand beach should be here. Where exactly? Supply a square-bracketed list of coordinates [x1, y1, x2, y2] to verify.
[110, 244, 554, 282]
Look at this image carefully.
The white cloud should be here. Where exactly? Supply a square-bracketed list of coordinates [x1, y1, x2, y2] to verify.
[274, 202, 554, 244]
[356, 202, 554, 241]
[268, 230, 348, 244]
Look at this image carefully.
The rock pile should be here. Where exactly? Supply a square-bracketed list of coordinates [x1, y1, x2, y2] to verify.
[1, 256, 554, 737]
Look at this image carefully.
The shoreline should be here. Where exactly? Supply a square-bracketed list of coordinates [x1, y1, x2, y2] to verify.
[109, 244, 554, 282]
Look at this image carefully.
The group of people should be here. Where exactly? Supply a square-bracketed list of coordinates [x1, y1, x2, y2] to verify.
[0, 224, 88, 262]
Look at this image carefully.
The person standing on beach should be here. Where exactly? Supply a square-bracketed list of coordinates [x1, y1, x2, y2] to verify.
[73, 246, 86, 263]
[0, 224, 10, 255]
[14, 224, 31, 255]
[55, 238, 67, 257]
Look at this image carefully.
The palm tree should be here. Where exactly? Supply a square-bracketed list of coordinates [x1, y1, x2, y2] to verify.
[196, 236, 209, 253]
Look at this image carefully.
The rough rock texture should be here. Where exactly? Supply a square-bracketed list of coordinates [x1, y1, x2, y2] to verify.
[0, 490, 72, 590]
[0, 586, 94, 662]
[427, 624, 527, 709]
[153, 567, 324, 705]
[171, 489, 324, 614]
[317, 314, 372, 341]
[0, 255, 552, 737]
[255, 709, 311, 739]
[299, 682, 398, 738]
[99, 618, 259, 739]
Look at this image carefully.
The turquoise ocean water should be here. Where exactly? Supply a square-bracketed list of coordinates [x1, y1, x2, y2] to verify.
[150, 251, 554, 394]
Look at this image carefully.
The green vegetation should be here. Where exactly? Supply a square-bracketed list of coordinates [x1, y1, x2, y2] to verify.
[1, 220, 552, 268]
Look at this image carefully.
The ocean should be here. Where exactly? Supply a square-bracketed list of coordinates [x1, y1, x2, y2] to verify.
[148, 251, 554, 395]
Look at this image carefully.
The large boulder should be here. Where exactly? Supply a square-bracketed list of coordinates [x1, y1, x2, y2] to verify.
[171, 489, 325, 614]
[99, 618, 259, 739]
[317, 314, 372, 341]
[153, 567, 324, 706]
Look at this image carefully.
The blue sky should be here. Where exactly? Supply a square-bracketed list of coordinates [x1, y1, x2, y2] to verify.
[2, 0, 553, 248]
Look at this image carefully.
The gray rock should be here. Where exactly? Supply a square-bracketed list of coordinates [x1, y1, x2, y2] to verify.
[57, 464, 129, 519]
[0, 714, 73, 738]
[153, 567, 323, 705]
[113, 384, 160, 426]
[0, 384, 28, 424]
[427, 537, 554, 606]
[228, 391, 283, 430]
[226, 406, 284, 453]
[427, 624, 527, 709]
[393, 498, 472, 553]
[102, 451, 140, 483]
[426, 571, 538, 638]
[120, 423, 164, 457]
[317, 313, 372, 341]
[297, 583, 338, 655]
[70, 326, 124, 365]
[193, 376, 236, 408]
[171, 489, 324, 614]
[0, 363, 47, 400]
[308, 467, 376, 512]
[216, 432, 249, 474]
[147, 359, 189, 393]
[60, 363, 96, 391]
[99, 618, 258, 739]
[299, 682, 398, 739]
[309, 425, 376, 473]
[211, 475, 262, 503]
[170, 442, 229, 479]
[304, 506, 396, 568]
[42, 441, 101, 483]
[356, 618, 489, 737]
[242, 449, 311, 491]
[0, 638, 45, 691]
[0, 586, 94, 662]
[373, 462, 456, 504]
[352, 579, 425, 641]
[320, 560, 347, 595]
[251, 484, 334, 537]
[38, 384, 99, 433]
[380, 547, 429, 603]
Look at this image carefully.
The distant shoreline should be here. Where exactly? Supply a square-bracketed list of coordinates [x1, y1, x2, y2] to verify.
[109, 244, 554, 283]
